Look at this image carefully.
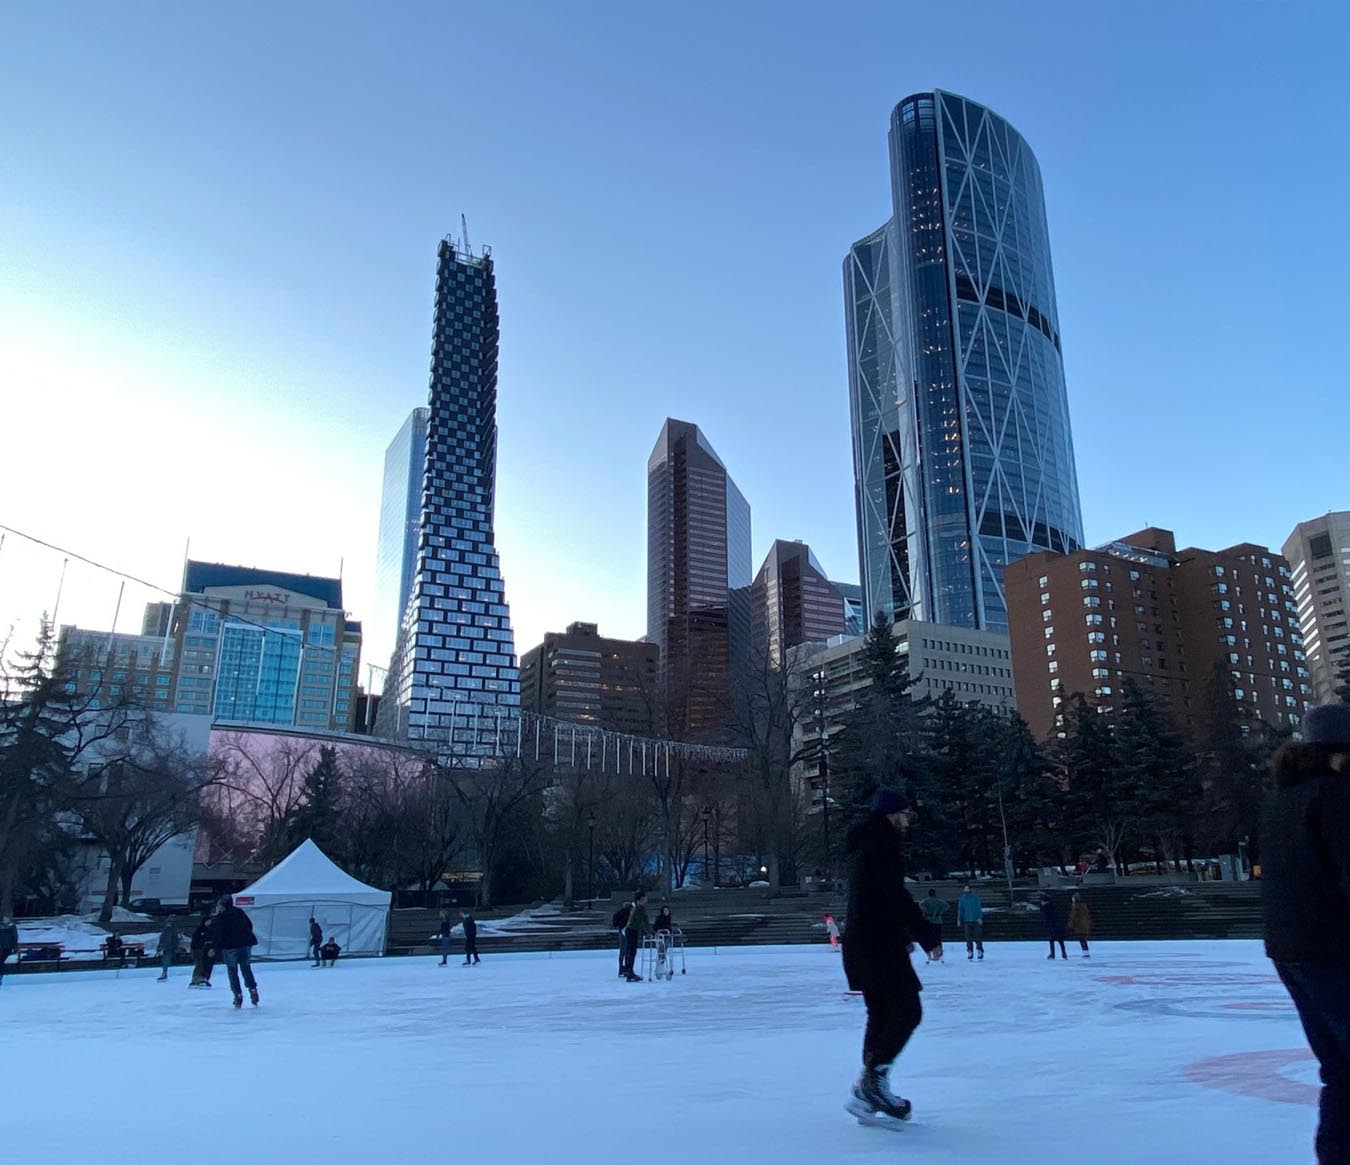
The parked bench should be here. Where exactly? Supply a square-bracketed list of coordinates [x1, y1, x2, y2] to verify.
[16, 942, 64, 965]
[99, 940, 146, 964]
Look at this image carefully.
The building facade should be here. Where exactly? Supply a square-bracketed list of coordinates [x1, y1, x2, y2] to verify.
[749, 540, 849, 667]
[846, 90, 1083, 634]
[518, 622, 660, 736]
[371, 406, 430, 684]
[1005, 528, 1311, 743]
[59, 561, 362, 733]
[379, 237, 519, 743]
[1282, 512, 1350, 704]
[646, 419, 752, 742]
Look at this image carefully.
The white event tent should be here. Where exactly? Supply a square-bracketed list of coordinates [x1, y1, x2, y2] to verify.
[234, 839, 391, 959]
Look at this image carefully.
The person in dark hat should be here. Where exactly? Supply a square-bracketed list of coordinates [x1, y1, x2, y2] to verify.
[1262, 703, 1350, 1164]
[841, 787, 942, 1126]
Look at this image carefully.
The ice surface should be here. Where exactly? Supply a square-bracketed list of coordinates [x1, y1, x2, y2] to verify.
[0, 940, 1317, 1163]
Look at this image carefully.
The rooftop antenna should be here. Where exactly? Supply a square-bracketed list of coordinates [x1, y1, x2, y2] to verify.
[461, 214, 471, 256]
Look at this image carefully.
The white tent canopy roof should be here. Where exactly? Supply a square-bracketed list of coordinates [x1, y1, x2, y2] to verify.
[237, 839, 390, 907]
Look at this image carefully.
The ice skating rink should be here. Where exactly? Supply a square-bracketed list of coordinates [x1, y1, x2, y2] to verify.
[1, 941, 1316, 1163]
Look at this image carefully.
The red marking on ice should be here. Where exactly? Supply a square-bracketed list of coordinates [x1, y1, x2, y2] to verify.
[1182, 1050, 1317, 1106]
[1222, 1001, 1288, 1011]
[1096, 973, 1277, 988]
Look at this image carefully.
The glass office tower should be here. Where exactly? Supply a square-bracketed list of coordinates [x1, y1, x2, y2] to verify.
[846, 91, 1083, 633]
[646, 419, 752, 742]
[372, 407, 429, 681]
[380, 238, 519, 742]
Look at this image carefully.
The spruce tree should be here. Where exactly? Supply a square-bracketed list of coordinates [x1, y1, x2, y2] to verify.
[829, 613, 930, 847]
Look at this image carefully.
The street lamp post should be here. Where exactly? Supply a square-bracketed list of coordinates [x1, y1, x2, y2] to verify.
[820, 726, 831, 877]
[586, 811, 596, 906]
[701, 805, 711, 887]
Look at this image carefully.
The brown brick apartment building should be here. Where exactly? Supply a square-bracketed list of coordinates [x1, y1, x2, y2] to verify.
[518, 622, 660, 736]
[1005, 528, 1310, 742]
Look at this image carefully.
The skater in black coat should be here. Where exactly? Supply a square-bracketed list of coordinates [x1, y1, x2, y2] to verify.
[1040, 894, 1068, 959]
[308, 917, 323, 967]
[461, 911, 480, 965]
[842, 788, 940, 1124]
[1262, 704, 1350, 1165]
[189, 916, 215, 986]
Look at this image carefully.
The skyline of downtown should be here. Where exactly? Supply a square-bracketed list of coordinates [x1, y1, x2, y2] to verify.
[2, 3, 1347, 679]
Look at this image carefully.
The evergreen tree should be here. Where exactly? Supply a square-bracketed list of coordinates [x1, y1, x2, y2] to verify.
[1333, 654, 1350, 706]
[290, 745, 344, 852]
[0, 622, 130, 916]
[1111, 680, 1199, 870]
[990, 710, 1060, 876]
[1194, 661, 1283, 855]
[829, 613, 930, 849]
[922, 691, 994, 876]
[1053, 694, 1125, 871]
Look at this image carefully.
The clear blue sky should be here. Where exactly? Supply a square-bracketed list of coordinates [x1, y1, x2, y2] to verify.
[2, 1, 1346, 675]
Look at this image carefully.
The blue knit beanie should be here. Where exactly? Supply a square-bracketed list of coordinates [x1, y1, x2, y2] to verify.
[871, 787, 911, 815]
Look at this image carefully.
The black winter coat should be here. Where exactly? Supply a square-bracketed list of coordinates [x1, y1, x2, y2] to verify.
[462, 917, 478, 942]
[1262, 751, 1350, 964]
[190, 920, 213, 952]
[213, 906, 257, 951]
[842, 815, 938, 994]
[1040, 899, 1065, 939]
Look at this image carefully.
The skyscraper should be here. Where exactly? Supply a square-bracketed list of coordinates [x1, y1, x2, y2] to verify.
[846, 91, 1084, 633]
[379, 236, 519, 742]
[646, 419, 751, 741]
[371, 406, 429, 682]
[749, 540, 849, 667]
[1282, 512, 1350, 704]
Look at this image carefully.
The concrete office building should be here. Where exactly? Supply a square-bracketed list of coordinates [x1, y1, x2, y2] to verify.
[1282, 512, 1350, 704]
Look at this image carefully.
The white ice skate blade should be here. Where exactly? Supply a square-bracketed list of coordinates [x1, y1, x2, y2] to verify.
[845, 1098, 910, 1130]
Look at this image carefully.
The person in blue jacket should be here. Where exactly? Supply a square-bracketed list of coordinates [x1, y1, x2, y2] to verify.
[956, 884, 985, 960]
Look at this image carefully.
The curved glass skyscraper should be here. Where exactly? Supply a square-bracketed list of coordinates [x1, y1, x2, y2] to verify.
[846, 91, 1083, 633]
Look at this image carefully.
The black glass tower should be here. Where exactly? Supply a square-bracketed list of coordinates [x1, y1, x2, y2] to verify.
[379, 236, 519, 742]
[846, 91, 1084, 633]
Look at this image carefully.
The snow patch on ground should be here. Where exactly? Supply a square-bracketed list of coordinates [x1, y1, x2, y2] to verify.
[15, 916, 162, 960]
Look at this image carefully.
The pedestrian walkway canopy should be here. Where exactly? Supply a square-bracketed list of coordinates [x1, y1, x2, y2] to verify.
[234, 839, 390, 959]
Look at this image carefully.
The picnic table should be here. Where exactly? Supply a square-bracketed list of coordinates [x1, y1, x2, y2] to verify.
[99, 939, 147, 964]
[16, 941, 64, 965]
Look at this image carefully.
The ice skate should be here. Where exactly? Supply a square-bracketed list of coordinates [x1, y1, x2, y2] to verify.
[232, 993, 243, 1009]
[846, 1067, 912, 1128]
[248, 986, 259, 1006]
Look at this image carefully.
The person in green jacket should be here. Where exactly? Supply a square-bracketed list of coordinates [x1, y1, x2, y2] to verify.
[621, 890, 651, 982]
[919, 890, 948, 962]
[957, 885, 985, 960]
